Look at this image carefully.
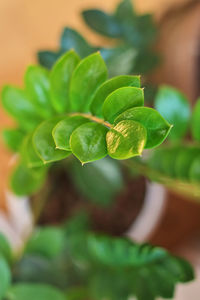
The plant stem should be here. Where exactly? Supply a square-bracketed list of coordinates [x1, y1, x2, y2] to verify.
[69, 112, 112, 129]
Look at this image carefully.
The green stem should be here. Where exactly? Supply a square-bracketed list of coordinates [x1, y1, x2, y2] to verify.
[69, 112, 112, 129]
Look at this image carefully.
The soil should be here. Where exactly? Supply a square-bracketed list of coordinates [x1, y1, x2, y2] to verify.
[32, 167, 146, 236]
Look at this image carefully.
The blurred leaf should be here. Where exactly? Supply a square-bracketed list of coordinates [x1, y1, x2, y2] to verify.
[114, 107, 171, 149]
[82, 10, 122, 38]
[155, 86, 191, 141]
[37, 51, 63, 69]
[191, 98, 200, 141]
[91, 74, 140, 117]
[132, 49, 160, 74]
[7, 284, 66, 300]
[0, 234, 12, 264]
[107, 120, 147, 159]
[175, 147, 200, 180]
[114, 0, 135, 22]
[25, 66, 53, 119]
[69, 53, 107, 112]
[70, 123, 108, 164]
[50, 50, 80, 113]
[2, 128, 25, 152]
[21, 134, 44, 168]
[0, 255, 11, 299]
[190, 155, 200, 182]
[53, 116, 89, 151]
[26, 227, 65, 259]
[33, 117, 71, 163]
[69, 157, 124, 206]
[103, 87, 144, 123]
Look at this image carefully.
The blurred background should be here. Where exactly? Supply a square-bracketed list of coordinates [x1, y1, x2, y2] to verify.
[0, 0, 200, 297]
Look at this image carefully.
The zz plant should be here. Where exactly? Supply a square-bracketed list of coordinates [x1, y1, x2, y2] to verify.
[1, 50, 194, 300]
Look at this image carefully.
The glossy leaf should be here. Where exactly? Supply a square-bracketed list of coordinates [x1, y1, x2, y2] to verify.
[0, 255, 11, 299]
[0, 234, 12, 264]
[114, 107, 171, 149]
[69, 157, 124, 206]
[50, 50, 80, 113]
[107, 120, 147, 159]
[52, 115, 89, 151]
[6, 284, 66, 300]
[70, 122, 108, 164]
[1, 86, 41, 131]
[82, 10, 122, 38]
[69, 52, 107, 112]
[26, 227, 64, 259]
[90, 75, 141, 117]
[33, 117, 71, 163]
[2, 128, 25, 152]
[155, 86, 190, 141]
[191, 99, 200, 141]
[10, 163, 46, 196]
[103, 87, 144, 123]
[25, 65, 53, 118]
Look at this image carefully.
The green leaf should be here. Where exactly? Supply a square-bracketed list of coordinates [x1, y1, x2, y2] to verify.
[133, 49, 160, 74]
[25, 65, 53, 119]
[155, 86, 190, 141]
[115, 0, 135, 22]
[69, 52, 107, 112]
[21, 134, 44, 168]
[70, 122, 108, 164]
[33, 117, 71, 164]
[191, 98, 200, 141]
[6, 284, 66, 300]
[2, 128, 25, 152]
[175, 147, 200, 180]
[1, 86, 42, 131]
[10, 163, 46, 196]
[90, 75, 141, 117]
[69, 157, 124, 206]
[37, 51, 62, 69]
[106, 120, 147, 159]
[25, 227, 64, 259]
[82, 10, 122, 38]
[189, 154, 200, 182]
[114, 107, 171, 149]
[60, 27, 95, 58]
[0, 234, 12, 264]
[0, 255, 11, 299]
[52, 115, 89, 151]
[103, 87, 144, 123]
[50, 50, 80, 113]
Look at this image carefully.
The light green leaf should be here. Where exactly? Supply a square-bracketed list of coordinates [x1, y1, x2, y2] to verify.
[50, 50, 80, 113]
[155, 86, 190, 141]
[21, 134, 44, 168]
[6, 284, 66, 300]
[191, 99, 200, 141]
[1, 86, 42, 131]
[52, 115, 89, 151]
[0, 255, 11, 299]
[25, 227, 64, 259]
[90, 75, 140, 117]
[69, 52, 107, 112]
[70, 122, 108, 164]
[175, 147, 200, 180]
[0, 234, 12, 264]
[106, 120, 147, 159]
[25, 65, 53, 119]
[114, 107, 171, 148]
[2, 128, 25, 152]
[33, 117, 71, 164]
[103, 87, 144, 123]
[10, 163, 46, 196]
[189, 155, 200, 182]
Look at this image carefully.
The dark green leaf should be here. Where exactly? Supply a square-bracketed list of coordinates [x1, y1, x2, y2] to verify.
[133, 49, 160, 74]
[114, 107, 171, 149]
[6, 284, 66, 300]
[115, 0, 135, 22]
[1, 86, 42, 131]
[2, 128, 25, 152]
[52, 115, 89, 151]
[50, 50, 80, 113]
[0, 255, 11, 299]
[175, 147, 200, 180]
[191, 98, 200, 141]
[70, 122, 108, 164]
[69, 157, 124, 206]
[189, 154, 200, 182]
[25, 65, 53, 119]
[82, 10, 122, 38]
[21, 134, 44, 168]
[26, 227, 64, 259]
[103, 87, 144, 123]
[90, 75, 140, 117]
[155, 86, 191, 141]
[0, 234, 12, 264]
[37, 51, 62, 69]
[106, 120, 147, 159]
[33, 117, 71, 163]
[69, 52, 107, 112]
